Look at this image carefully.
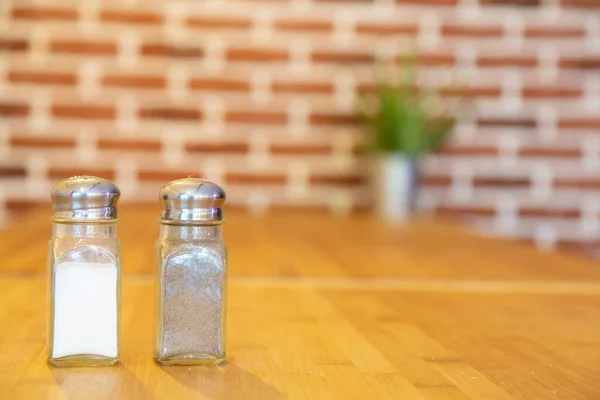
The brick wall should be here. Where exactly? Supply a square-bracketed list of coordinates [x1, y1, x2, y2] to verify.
[1, 0, 599, 253]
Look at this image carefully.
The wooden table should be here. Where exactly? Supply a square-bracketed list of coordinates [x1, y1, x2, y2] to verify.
[1, 205, 600, 399]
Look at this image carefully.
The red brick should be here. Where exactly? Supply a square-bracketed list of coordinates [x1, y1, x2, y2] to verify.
[0, 103, 30, 116]
[225, 111, 287, 125]
[103, 75, 165, 89]
[436, 206, 495, 217]
[9, 71, 76, 86]
[314, 0, 372, 2]
[0, 39, 28, 51]
[477, 118, 537, 128]
[10, 137, 75, 148]
[519, 208, 580, 218]
[473, 176, 531, 187]
[560, 0, 600, 9]
[411, 54, 456, 66]
[270, 144, 332, 155]
[519, 147, 581, 158]
[310, 174, 365, 185]
[440, 86, 502, 98]
[187, 16, 251, 29]
[525, 27, 585, 38]
[138, 171, 201, 182]
[422, 175, 452, 186]
[98, 139, 161, 151]
[189, 78, 250, 92]
[272, 81, 334, 94]
[12, 7, 78, 20]
[522, 87, 582, 98]
[558, 119, 600, 129]
[5, 200, 42, 212]
[226, 173, 287, 185]
[478, 56, 537, 67]
[141, 44, 203, 58]
[185, 142, 249, 153]
[356, 83, 376, 94]
[100, 10, 163, 25]
[275, 19, 333, 32]
[48, 168, 115, 180]
[555, 178, 600, 189]
[355, 23, 418, 35]
[310, 113, 358, 126]
[226, 49, 288, 62]
[441, 25, 503, 37]
[52, 105, 115, 119]
[0, 166, 27, 177]
[438, 146, 498, 156]
[312, 52, 374, 64]
[268, 204, 333, 213]
[480, 0, 541, 5]
[560, 58, 600, 69]
[50, 41, 117, 55]
[397, 0, 459, 4]
[139, 107, 201, 121]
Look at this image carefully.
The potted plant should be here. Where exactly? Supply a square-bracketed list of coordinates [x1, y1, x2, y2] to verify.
[358, 56, 457, 221]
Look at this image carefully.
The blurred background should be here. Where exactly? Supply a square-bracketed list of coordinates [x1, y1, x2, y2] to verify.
[0, 0, 599, 255]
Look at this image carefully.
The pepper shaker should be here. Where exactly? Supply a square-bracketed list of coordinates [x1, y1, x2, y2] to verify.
[154, 178, 228, 365]
[47, 176, 121, 367]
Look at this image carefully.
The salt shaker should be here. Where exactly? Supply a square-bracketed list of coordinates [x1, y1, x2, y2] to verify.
[47, 176, 121, 367]
[155, 178, 228, 366]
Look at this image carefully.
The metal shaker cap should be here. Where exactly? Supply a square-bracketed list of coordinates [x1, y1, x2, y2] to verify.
[158, 178, 226, 225]
[51, 176, 120, 222]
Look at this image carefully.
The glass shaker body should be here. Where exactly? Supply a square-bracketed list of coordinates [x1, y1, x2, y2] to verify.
[154, 223, 227, 365]
[47, 175, 121, 367]
[47, 221, 121, 366]
[154, 177, 228, 366]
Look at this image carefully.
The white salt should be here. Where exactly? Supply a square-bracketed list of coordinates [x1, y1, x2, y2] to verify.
[52, 262, 118, 359]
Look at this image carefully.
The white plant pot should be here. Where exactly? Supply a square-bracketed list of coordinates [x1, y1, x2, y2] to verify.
[372, 154, 419, 222]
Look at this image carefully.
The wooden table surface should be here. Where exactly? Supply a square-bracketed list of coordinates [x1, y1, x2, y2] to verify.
[1, 205, 600, 399]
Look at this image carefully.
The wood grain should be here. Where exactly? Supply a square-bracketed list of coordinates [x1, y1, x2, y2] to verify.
[3, 205, 600, 280]
[1, 206, 600, 399]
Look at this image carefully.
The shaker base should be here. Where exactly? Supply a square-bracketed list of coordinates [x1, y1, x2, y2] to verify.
[48, 354, 119, 367]
[155, 353, 225, 366]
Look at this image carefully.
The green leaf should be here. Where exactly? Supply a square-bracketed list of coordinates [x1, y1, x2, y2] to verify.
[356, 51, 460, 155]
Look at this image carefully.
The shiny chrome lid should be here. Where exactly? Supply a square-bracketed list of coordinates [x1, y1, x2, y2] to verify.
[51, 176, 120, 222]
[158, 177, 226, 225]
